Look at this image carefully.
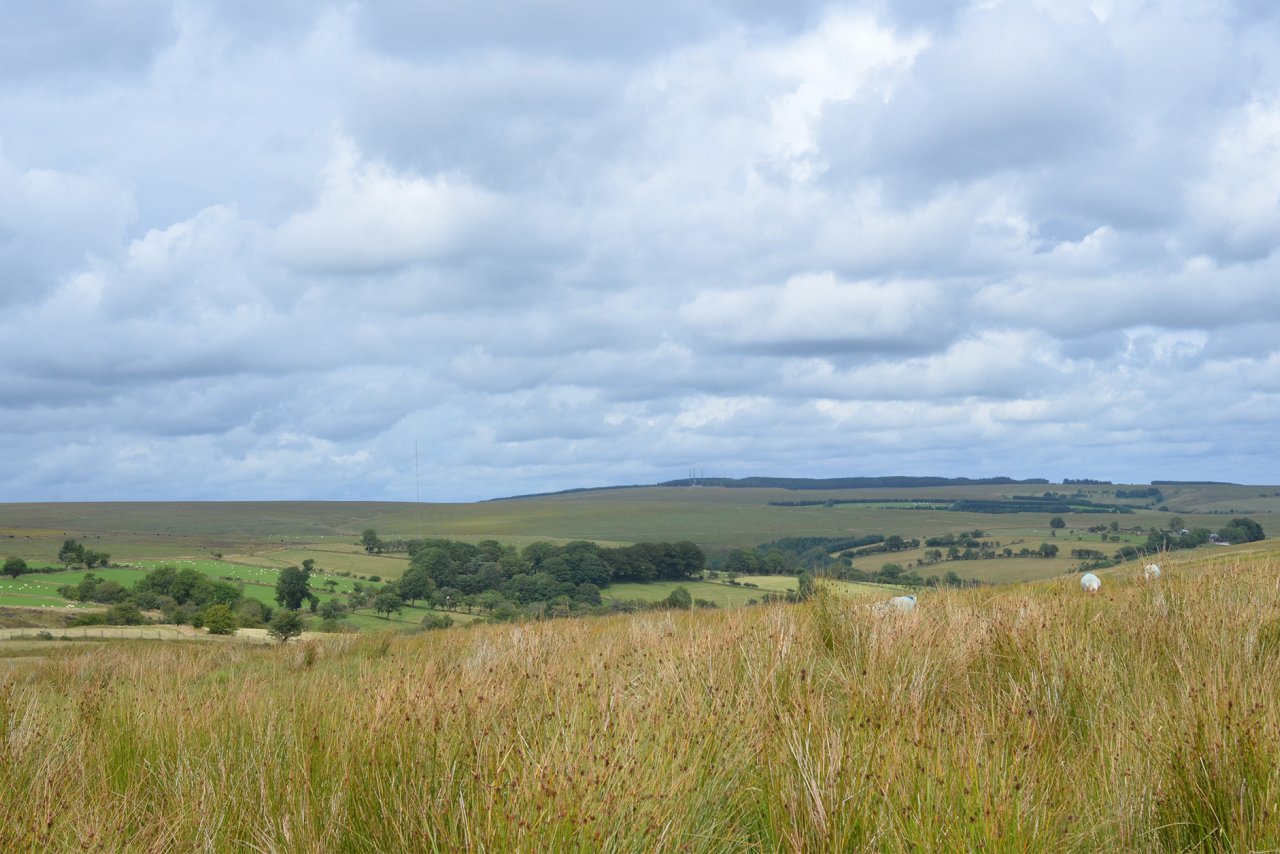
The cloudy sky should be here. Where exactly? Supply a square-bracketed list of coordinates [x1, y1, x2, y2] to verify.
[3, 0, 1280, 501]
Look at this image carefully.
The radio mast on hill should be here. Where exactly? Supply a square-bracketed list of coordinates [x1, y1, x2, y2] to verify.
[414, 442, 422, 540]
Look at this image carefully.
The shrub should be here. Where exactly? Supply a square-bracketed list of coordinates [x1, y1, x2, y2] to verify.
[267, 610, 305, 644]
[420, 613, 454, 630]
[665, 586, 692, 610]
[202, 604, 238, 635]
[105, 603, 146, 625]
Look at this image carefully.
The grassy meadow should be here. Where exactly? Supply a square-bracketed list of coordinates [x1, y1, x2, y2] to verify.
[3, 480, 1258, 565]
[0, 551, 1277, 850]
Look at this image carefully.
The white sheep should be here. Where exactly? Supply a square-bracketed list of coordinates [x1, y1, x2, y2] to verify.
[874, 594, 917, 615]
[1143, 563, 1161, 581]
[1080, 572, 1101, 593]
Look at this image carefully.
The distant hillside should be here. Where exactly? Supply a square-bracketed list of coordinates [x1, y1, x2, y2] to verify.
[658, 475, 1051, 490]
[496, 475, 1050, 500]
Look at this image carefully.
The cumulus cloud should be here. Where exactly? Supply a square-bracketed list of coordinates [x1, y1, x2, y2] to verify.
[2, 0, 1280, 501]
[274, 140, 509, 272]
[681, 273, 948, 353]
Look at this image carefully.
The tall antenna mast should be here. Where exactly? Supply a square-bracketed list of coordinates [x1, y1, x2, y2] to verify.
[415, 441, 422, 540]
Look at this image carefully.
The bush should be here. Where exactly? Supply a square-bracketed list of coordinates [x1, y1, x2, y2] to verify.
[202, 604, 238, 635]
[105, 603, 146, 625]
[267, 610, 305, 643]
[420, 613, 454, 630]
[234, 598, 268, 628]
[665, 586, 692, 610]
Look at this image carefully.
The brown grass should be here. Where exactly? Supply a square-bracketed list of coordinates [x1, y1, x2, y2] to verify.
[1, 555, 1278, 850]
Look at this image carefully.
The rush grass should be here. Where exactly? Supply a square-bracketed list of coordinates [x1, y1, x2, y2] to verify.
[2, 556, 1278, 851]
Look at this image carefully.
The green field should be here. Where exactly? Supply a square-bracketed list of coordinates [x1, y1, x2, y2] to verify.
[2, 481, 1271, 573]
[231, 545, 411, 579]
[1, 482, 1273, 629]
[0, 568, 149, 609]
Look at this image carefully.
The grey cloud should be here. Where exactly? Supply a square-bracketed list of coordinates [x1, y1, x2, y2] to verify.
[5, 0, 1280, 501]
[824, 4, 1123, 193]
[0, 1, 175, 83]
[0, 148, 136, 306]
[352, 0, 830, 62]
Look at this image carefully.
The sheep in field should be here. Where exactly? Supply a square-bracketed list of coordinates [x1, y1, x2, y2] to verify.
[873, 594, 917, 615]
[1080, 572, 1102, 593]
[1143, 563, 1161, 580]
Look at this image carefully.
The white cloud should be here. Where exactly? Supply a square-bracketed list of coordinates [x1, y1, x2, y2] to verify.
[4, 0, 1280, 500]
[681, 273, 946, 352]
[274, 139, 506, 272]
[1189, 99, 1280, 260]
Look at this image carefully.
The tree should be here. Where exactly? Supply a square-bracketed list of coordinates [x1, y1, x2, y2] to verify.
[410, 548, 456, 588]
[317, 599, 347, 621]
[235, 598, 268, 627]
[725, 549, 758, 575]
[1050, 516, 1066, 530]
[1169, 516, 1185, 531]
[398, 563, 437, 605]
[665, 586, 692, 609]
[3, 556, 27, 578]
[361, 529, 382, 554]
[1219, 517, 1265, 544]
[373, 590, 404, 620]
[574, 582, 602, 606]
[202, 604, 238, 635]
[796, 571, 817, 601]
[435, 586, 463, 610]
[82, 549, 110, 568]
[58, 538, 85, 567]
[267, 609, 305, 643]
[1038, 543, 1059, 558]
[274, 565, 313, 610]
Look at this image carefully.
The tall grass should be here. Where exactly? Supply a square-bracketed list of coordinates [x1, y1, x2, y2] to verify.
[2, 556, 1278, 850]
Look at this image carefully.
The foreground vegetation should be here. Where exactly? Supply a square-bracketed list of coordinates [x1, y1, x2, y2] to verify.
[2, 553, 1278, 850]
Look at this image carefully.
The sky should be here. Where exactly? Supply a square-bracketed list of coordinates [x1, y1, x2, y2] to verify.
[3, 0, 1280, 502]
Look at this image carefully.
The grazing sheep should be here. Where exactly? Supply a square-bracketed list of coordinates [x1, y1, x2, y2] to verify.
[1081, 572, 1102, 593]
[1143, 563, 1161, 580]
[874, 594, 917, 615]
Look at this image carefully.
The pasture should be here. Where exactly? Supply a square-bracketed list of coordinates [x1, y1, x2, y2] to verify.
[2, 481, 1272, 573]
[1, 551, 1278, 850]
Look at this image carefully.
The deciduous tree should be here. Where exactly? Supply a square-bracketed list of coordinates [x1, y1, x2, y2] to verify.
[274, 565, 313, 610]
[267, 609, 305, 643]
